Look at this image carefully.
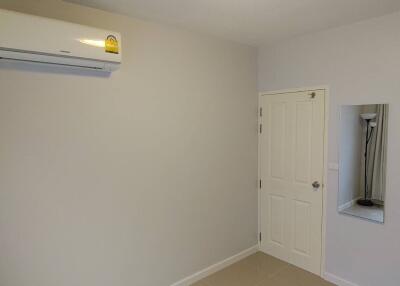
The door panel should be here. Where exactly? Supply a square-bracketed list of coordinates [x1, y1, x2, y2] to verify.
[270, 102, 286, 179]
[260, 90, 325, 275]
[293, 199, 311, 255]
[269, 194, 285, 245]
[295, 101, 312, 183]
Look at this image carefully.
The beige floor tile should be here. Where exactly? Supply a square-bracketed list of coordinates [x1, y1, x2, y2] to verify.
[190, 281, 208, 286]
[195, 252, 289, 286]
[191, 252, 336, 286]
[256, 265, 335, 286]
[198, 262, 256, 286]
[241, 251, 290, 278]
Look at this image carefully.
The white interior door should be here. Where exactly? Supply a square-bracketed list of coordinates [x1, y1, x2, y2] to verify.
[259, 90, 325, 275]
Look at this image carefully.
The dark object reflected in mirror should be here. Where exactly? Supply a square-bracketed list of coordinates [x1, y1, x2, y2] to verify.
[338, 104, 388, 223]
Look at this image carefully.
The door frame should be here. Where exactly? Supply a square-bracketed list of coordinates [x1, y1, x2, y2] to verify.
[258, 86, 330, 277]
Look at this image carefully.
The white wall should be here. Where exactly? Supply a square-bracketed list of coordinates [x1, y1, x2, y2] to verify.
[258, 11, 400, 286]
[0, 1, 258, 286]
[339, 105, 362, 207]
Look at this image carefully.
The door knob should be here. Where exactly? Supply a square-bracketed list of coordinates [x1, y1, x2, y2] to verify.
[312, 181, 320, 189]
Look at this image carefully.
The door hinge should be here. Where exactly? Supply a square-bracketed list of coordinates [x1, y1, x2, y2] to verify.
[259, 232, 262, 242]
[259, 179, 262, 189]
[259, 124, 262, 134]
[259, 107, 263, 117]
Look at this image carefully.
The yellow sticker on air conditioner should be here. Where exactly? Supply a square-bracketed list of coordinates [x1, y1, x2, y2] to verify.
[105, 35, 119, 54]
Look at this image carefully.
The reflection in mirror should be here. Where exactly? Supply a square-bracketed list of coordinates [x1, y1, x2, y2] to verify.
[338, 104, 388, 223]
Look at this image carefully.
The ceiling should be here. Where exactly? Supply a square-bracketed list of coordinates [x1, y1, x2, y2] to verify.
[67, 0, 400, 46]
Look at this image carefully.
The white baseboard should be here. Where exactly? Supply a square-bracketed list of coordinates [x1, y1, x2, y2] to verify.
[170, 245, 259, 286]
[324, 272, 360, 286]
[338, 197, 360, 212]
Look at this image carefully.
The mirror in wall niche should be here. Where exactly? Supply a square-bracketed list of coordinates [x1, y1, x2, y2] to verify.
[338, 104, 388, 223]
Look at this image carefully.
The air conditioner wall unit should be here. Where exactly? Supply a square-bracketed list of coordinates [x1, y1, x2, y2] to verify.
[0, 9, 122, 72]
